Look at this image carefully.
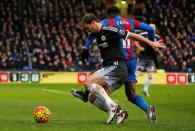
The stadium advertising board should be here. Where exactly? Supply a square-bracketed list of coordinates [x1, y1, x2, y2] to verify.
[0, 72, 77, 84]
[0, 72, 9, 83]
[166, 73, 195, 84]
[0, 72, 194, 84]
[188, 74, 195, 84]
[77, 72, 91, 84]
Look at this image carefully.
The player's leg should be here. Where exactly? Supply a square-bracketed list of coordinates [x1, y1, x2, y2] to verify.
[89, 60, 128, 124]
[125, 82, 157, 123]
[142, 60, 155, 97]
[124, 82, 149, 111]
[125, 59, 157, 123]
[84, 61, 128, 124]
[142, 72, 152, 97]
[71, 71, 128, 123]
[125, 59, 149, 111]
[84, 72, 118, 124]
[88, 88, 111, 112]
[88, 83, 128, 124]
[86, 72, 129, 124]
[135, 58, 145, 79]
[88, 93, 128, 124]
[135, 58, 150, 96]
[89, 94, 108, 112]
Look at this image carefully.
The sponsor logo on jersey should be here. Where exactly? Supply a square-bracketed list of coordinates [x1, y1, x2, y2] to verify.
[102, 26, 118, 32]
[99, 42, 108, 48]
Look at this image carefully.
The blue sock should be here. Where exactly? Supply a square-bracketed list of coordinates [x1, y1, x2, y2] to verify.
[132, 95, 149, 111]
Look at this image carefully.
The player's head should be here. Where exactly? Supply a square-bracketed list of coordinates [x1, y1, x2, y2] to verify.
[82, 13, 101, 33]
[106, 6, 120, 18]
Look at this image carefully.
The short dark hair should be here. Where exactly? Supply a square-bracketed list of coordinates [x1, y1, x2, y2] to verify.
[82, 14, 98, 24]
[106, 6, 120, 17]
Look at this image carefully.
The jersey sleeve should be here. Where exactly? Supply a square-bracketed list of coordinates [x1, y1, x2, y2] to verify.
[101, 25, 128, 40]
[101, 19, 109, 26]
[83, 33, 96, 49]
[133, 19, 155, 41]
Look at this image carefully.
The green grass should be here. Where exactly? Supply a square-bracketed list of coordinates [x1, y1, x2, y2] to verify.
[0, 84, 195, 131]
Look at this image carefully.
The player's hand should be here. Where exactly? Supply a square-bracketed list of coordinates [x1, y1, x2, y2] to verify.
[137, 47, 145, 54]
[139, 47, 145, 52]
[81, 48, 89, 63]
[155, 48, 162, 54]
[152, 40, 166, 49]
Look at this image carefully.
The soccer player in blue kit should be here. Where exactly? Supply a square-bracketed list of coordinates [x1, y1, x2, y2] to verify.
[72, 7, 164, 123]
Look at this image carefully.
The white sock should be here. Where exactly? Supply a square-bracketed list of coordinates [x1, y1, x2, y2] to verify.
[87, 83, 116, 109]
[143, 72, 153, 91]
[92, 98, 109, 112]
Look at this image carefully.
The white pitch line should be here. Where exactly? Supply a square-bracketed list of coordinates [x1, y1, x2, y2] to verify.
[114, 100, 120, 103]
[41, 88, 120, 102]
[41, 88, 70, 95]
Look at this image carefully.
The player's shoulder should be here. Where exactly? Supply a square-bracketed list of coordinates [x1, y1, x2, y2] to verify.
[101, 18, 108, 23]
[101, 18, 109, 26]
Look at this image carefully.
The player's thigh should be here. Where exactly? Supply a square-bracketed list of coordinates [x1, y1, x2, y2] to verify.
[108, 64, 128, 92]
[145, 60, 155, 72]
[136, 58, 146, 71]
[96, 61, 128, 92]
[125, 59, 137, 83]
[85, 71, 108, 88]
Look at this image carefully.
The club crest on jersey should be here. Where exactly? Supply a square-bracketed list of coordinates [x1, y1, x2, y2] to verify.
[101, 35, 106, 41]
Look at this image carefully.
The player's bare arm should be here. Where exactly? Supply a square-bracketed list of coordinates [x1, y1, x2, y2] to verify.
[127, 32, 166, 50]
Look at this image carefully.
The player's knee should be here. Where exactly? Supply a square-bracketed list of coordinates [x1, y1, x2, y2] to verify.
[124, 82, 136, 102]
[147, 72, 153, 79]
[84, 80, 93, 89]
[84, 82, 88, 88]
[84, 83, 97, 93]
[127, 95, 134, 102]
[126, 91, 136, 103]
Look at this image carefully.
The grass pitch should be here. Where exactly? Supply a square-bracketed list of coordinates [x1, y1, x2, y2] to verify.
[0, 84, 195, 131]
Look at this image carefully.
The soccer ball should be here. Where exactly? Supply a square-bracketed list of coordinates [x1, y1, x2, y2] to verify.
[33, 106, 51, 123]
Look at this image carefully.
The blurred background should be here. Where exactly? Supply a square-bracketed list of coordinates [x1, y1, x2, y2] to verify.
[0, 0, 194, 72]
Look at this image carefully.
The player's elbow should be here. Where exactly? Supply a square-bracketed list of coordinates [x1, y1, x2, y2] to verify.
[148, 27, 154, 33]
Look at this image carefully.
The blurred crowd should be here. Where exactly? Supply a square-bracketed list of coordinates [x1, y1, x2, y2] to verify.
[0, 0, 105, 71]
[132, 0, 195, 72]
[0, 0, 194, 72]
